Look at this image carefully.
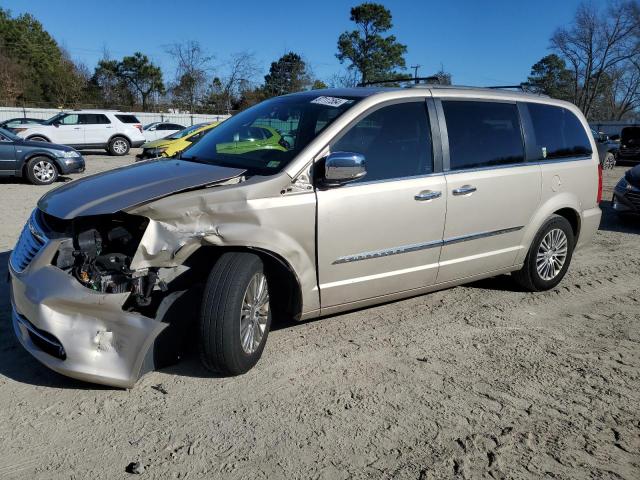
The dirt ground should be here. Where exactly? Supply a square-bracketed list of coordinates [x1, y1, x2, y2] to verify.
[0, 153, 638, 479]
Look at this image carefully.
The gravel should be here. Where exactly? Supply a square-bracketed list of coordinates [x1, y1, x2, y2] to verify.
[0, 153, 638, 479]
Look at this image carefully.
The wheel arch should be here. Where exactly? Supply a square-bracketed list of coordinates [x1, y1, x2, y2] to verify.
[515, 193, 582, 265]
[189, 245, 304, 323]
[553, 207, 581, 242]
[21, 152, 63, 177]
[108, 133, 132, 145]
[26, 134, 52, 142]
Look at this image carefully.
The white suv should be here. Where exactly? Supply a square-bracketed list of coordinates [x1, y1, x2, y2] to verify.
[14, 110, 146, 156]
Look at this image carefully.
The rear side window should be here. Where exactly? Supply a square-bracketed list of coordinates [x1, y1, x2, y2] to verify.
[79, 114, 110, 124]
[527, 103, 592, 160]
[333, 101, 433, 183]
[442, 100, 525, 170]
[116, 114, 141, 124]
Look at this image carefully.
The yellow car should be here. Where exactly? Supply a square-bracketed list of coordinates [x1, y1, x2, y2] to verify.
[136, 122, 219, 160]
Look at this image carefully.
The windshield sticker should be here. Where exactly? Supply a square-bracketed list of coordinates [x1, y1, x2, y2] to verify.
[266, 160, 281, 168]
[311, 96, 352, 108]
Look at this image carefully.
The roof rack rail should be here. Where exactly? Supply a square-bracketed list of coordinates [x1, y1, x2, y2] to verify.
[486, 82, 531, 91]
[357, 76, 441, 87]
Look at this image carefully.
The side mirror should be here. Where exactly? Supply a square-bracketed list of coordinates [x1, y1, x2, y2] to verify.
[323, 151, 366, 186]
[599, 133, 609, 143]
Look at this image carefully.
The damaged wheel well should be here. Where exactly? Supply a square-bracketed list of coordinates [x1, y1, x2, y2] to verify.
[190, 246, 303, 323]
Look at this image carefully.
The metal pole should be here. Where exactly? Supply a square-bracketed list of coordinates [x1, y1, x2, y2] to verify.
[411, 65, 421, 84]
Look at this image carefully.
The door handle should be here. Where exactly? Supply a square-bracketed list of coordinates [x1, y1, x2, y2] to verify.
[74, 127, 81, 130]
[452, 185, 477, 196]
[414, 190, 442, 201]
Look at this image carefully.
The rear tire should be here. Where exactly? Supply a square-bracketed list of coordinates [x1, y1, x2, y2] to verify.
[199, 252, 272, 375]
[512, 215, 575, 291]
[26, 156, 58, 185]
[108, 136, 130, 156]
[27, 136, 48, 142]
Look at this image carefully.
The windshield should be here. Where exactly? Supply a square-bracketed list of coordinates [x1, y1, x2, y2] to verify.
[167, 123, 208, 140]
[181, 94, 360, 174]
[0, 127, 20, 141]
[143, 122, 159, 130]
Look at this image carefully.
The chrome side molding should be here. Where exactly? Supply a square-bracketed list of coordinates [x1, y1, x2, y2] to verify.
[333, 225, 524, 264]
[333, 239, 442, 264]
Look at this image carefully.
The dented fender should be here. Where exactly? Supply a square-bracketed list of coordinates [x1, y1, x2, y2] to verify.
[128, 172, 320, 315]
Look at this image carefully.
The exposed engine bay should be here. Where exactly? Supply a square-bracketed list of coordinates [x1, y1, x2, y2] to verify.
[46, 212, 164, 307]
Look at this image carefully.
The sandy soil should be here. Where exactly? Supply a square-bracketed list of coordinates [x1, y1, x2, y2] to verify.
[0, 154, 638, 479]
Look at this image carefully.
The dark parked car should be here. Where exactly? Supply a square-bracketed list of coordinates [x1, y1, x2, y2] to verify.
[0, 128, 84, 185]
[618, 126, 640, 162]
[591, 128, 619, 169]
[0, 117, 45, 132]
[612, 164, 640, 216]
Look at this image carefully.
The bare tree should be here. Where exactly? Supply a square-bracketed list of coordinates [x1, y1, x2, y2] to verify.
[50, 49, 89, 107]
[165, 41, 213, 112]
[551, 0, 640, 117]
[603, 60, 640, 119]
[328, 69, 359, 88]
[213, 51, 260, 113]
[0, 47, 23, 103]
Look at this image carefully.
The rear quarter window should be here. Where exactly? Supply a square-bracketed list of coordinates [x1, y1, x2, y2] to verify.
[527, 103, 592, 160]
[115, 114, 141, 124]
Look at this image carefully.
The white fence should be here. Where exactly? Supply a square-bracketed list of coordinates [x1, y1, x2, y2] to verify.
[0, 106, 230, 126]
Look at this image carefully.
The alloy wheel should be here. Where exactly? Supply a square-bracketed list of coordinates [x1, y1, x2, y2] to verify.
[33, 160, 55, 182]
[239, 273, 269, 354]
[113, 139, 128, 154]
[536, 228, 568, 281]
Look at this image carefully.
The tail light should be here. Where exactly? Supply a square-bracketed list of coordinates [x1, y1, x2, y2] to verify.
[597, 163, 603, 204]
[134, 124, 143, 133]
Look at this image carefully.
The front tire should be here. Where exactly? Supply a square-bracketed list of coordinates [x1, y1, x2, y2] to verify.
[27, 136, 48, 142]
[108, 136, 130, 156]
[199, 252, 272, 375]
[512, 215, 575, 291]
[25, 156, 58, 185]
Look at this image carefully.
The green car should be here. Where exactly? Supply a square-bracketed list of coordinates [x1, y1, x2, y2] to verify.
[215, 126, 288, 155]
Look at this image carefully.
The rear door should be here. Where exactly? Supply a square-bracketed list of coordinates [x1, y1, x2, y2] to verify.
[436, 99, 541, 283]
[317, 99, 447, 308]
[81, 114, 112, 145]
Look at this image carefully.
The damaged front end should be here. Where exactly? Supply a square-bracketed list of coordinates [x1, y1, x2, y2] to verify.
[8, 160, 249, 387]
[9, 208, 201, 388]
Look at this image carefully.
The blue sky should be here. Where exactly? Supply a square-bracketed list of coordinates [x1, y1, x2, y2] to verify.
[2, 0, 609, 86]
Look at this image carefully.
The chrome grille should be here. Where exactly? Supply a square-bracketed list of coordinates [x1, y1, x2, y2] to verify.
[9, 210, 47, 272]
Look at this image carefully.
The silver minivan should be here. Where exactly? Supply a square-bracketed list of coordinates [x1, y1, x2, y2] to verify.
[9, 86, 602, 387]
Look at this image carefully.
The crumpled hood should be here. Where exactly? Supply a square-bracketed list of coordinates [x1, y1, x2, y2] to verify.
[38, 158, 246, 219]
